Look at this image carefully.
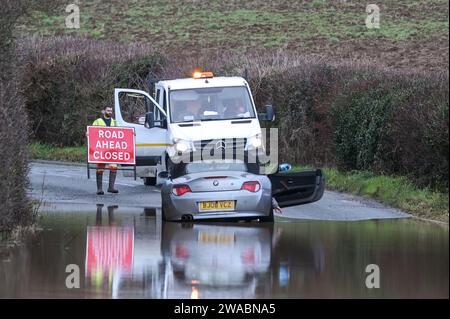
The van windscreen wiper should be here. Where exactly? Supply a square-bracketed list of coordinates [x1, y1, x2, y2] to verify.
[199, 118, 219, 121]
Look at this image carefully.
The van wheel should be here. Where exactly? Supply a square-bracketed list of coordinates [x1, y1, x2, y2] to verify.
[144, 177, 156, 186]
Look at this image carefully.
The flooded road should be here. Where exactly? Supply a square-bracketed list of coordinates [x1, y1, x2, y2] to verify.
[1, 204, 448, 298]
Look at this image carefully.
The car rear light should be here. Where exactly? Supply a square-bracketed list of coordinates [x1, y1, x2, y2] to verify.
[172, 184, 192, 196]
[241, 181, 261, 192]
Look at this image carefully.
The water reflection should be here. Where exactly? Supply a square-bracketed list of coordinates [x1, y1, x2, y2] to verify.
[86, 205, 134, 294]
[160, 222, 273, 299]
[94, 213, 274, 299]
[0, 205, 448, 298]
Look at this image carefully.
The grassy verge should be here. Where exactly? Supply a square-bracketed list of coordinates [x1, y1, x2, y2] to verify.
[29, 143, 448, 222]
[30, 143, 85, 163]
[293, 165, 449, 223]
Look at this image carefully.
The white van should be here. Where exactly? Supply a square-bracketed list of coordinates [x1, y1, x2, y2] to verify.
[114, 72, 274, 185]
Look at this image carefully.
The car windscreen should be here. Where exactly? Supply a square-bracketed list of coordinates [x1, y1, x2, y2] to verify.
[169, 86, 256, 123]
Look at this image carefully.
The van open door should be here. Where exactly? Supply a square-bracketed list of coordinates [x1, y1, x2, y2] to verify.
[114, 88, 169, 185]
[268, 169, 325, 208]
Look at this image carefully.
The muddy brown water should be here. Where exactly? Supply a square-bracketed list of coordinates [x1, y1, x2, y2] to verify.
[0, 205, 448, 298]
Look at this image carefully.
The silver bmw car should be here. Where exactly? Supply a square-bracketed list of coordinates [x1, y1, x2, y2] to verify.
[160, 161, 325, 222]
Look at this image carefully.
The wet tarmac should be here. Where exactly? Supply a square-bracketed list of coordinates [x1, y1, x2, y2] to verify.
[1, 204, 448, 298]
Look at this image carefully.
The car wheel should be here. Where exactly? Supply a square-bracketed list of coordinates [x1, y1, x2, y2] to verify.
[144, 177, 157, 186]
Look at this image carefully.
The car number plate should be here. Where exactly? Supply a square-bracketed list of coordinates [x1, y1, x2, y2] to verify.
[199, 200, 235, 212]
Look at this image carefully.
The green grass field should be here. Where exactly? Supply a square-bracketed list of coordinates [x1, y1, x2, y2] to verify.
[17, 0, 449, 70]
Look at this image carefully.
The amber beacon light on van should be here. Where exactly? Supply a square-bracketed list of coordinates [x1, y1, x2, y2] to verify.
[192, 71, 214, 79]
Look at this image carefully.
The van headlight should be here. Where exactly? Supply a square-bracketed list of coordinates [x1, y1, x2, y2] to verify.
[248, 134, 263, 149]
[173, 139, 190, 153]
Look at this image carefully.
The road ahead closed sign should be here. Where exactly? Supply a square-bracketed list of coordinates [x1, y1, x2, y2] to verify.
[87, 126, 135, 164]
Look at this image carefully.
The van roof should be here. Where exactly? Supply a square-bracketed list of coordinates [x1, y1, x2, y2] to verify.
[158, 76, 248, 91]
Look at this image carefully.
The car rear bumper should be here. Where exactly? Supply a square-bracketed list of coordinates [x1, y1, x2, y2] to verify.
[162, 189, 272, 221]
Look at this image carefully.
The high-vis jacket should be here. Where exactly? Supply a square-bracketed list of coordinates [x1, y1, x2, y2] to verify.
[92, 117, 117, 127]
[92, 117, 118, 169]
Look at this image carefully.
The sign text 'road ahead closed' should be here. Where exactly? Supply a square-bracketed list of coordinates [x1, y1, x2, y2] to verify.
[87, 126, 135, 164]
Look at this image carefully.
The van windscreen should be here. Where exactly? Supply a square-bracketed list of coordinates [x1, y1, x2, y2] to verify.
[169, 86, 255, 123]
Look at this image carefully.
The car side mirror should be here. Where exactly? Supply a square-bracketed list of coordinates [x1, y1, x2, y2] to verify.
[264, 162, 291, 175]
[158, 171, 169, 179]
[278, 163, 292, 172]
[145, 112, 154, 128]
[138, 116, 146, 125]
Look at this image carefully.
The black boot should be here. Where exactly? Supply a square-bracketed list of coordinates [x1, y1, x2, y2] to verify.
[107, 171, 119, 193]
[96, 172, 104, 195]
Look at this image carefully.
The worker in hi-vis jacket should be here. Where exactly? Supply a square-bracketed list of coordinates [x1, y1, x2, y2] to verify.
[92, 106, 119, 195]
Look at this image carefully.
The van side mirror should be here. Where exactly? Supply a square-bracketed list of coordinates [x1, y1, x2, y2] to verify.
[258, 105, 275, 122]
[145, 112, 154, 128]
[265, 105, 275, 121]
[146, 112, 167, 128]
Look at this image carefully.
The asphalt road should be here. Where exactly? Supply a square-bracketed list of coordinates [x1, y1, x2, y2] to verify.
[29, 161, 410, 221]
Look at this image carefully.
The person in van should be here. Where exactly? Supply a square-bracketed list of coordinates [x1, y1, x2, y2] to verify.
[174, 99, 203, 122]
[224, 100, 250, 119]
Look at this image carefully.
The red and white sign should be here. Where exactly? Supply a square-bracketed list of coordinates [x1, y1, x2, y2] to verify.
[87, 126, 135, 164]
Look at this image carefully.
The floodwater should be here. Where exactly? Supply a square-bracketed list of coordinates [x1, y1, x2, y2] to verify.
[0, 204, 448, 298]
